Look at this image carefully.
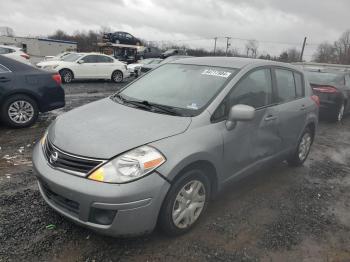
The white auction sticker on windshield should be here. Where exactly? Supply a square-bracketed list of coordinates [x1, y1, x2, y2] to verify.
[202, 69, 231, 78]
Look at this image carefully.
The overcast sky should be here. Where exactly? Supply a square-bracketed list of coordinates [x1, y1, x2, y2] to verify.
[1, 0, 349, 59]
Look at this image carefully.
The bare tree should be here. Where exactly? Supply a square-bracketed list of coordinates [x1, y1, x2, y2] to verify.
[245, 40, 259, 58]
[313, 42, 337, 63]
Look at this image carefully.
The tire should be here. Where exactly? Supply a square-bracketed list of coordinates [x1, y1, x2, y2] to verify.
[287, 127, 313, 167]
[60, 69, 73, 83]
[0, 94, 39, 128]
[159, 169, 211, 236]
[111, 70, 123, 83]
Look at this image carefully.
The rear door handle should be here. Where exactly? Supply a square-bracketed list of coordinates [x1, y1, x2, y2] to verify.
[0, 76, 10, 82]
[300, 105, 306, 111]
[265, 115, 277, 121]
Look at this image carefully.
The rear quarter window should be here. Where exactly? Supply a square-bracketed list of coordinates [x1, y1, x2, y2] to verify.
[294, 72, 304, 98]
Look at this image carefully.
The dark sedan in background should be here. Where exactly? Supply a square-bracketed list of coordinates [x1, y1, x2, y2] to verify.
[304, 69, 350, 122]
[103, 31, 142, 46]
[0, 55, 65, 128]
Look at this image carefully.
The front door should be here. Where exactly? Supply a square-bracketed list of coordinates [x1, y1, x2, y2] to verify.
[75, 55, 99, 79]
[221, 68, 282, 181]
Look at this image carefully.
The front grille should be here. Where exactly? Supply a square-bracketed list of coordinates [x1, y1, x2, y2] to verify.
[44, 139, 104, 175]
[41, 181, 79, 214]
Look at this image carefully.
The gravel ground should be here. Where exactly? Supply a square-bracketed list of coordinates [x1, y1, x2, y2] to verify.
[0, 79, 350, 262]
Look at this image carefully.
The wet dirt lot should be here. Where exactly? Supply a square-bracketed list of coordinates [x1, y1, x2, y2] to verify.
[1, 80, 350, 262]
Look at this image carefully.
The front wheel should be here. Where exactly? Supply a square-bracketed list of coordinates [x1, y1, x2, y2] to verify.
[111, 70, 123, 83]
[287, 127, 313, 166]
[0, 94, 39, 128]
[159, 169, 210, 236]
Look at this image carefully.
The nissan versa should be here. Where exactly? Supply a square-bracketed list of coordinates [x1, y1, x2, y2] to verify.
[33, 57, 319, 237]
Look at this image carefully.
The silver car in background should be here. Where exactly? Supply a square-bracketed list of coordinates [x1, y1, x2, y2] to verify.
[33, 57, 319, 237]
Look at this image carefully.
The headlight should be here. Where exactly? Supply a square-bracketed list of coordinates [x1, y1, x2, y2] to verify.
[88, 146, 166, 183]
[43, 65, 59, 70]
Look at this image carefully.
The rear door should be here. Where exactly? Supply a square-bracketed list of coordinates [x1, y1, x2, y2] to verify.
[273, 68, 307, 152]
[220, 67, 282, 180]
[95, 55, 115, 78]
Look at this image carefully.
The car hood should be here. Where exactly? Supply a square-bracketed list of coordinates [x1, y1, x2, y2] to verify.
[48, 98, 191, 159]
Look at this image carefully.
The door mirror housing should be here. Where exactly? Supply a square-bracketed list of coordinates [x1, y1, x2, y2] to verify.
[226, 104, 255, 130]
[77, 59, 84, 64]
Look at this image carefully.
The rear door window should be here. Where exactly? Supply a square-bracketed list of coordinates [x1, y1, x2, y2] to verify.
[97, 55, 113, 63]
[275, 69, 297, 102]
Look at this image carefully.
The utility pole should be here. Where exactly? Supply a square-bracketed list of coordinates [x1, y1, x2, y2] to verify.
[213, 37, 218, 55]
[300, 37, 307, 62]
[225, 37, 231, 56]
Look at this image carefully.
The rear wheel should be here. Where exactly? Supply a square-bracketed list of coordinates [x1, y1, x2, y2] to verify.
[0, 94, 39, 128]
[159, 169, 210, 236]
[111, 70, 123, 83]
[287, 127, 313, 166]
[60, 69, 73, 83]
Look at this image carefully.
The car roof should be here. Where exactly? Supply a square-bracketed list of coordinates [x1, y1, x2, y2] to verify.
[169, 56, 298, 70]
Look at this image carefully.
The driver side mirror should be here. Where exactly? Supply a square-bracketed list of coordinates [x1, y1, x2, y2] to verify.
[77, 60, 84, 64]
[226, 104, 255, 130]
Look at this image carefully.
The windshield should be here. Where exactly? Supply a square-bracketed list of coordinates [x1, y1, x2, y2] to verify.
[305, 71, 344, 85]
[62, 53, 83, 62]
[119, 63, 237, 115]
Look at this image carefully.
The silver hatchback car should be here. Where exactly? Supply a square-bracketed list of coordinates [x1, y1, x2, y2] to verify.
[33, 57, 319, 237]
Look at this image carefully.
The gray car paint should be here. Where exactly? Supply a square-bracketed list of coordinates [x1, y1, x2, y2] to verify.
[33, 57, 318, 236]
[48, 98, 191, 159]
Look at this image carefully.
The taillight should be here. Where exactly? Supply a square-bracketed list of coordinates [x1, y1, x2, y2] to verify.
[311, 95, 320, 107]
[20, 54, 30, 60]
[312, 85, 338, 93]
[52, 74, 62, 85]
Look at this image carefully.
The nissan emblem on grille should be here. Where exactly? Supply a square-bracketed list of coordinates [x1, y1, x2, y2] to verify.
[49, 152, 59, 164]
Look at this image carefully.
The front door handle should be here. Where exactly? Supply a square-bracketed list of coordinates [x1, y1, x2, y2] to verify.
[265, 115, 277, 121]
[0, 77, 10, 82]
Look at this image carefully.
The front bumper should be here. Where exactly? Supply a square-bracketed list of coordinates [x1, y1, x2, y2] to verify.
[32, 143, 170, 237]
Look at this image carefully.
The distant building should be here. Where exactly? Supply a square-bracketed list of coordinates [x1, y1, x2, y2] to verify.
[0, 35, 77, 63]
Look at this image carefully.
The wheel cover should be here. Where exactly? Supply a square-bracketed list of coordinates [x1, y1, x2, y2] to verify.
[338, 104, 345, 122]
[63, 71, 72, 82]
[8, 100, 34, 124]
[172, 180, 206, 229]
[298, 133, 312, 161]
[113, 71, 123, 82]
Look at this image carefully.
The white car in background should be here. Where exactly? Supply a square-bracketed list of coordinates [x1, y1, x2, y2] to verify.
[0, 45, 31, 64]
[42, 51, 76, 61]
[37, 53, 130, 83]
[127, 58, 163, 77]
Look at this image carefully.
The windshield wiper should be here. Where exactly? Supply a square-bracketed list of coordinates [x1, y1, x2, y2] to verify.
[111, 93, 182, 116]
